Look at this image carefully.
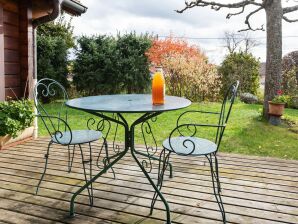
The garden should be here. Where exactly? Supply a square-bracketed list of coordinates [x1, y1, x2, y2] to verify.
[2, 17, 297, 159]
[1, 1, 298, 223]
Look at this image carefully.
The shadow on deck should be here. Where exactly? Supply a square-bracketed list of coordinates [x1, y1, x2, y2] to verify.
[0, 137, 297, 223]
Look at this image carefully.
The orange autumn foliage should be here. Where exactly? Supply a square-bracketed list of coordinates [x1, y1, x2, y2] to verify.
[146, 37, 202, 66]
[146, 37, 221, 101]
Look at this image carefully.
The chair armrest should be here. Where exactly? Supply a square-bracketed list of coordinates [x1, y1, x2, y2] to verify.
[172, 123, 226, 137]
[177, 110, 220, 127]
[37, 114, 72, 145]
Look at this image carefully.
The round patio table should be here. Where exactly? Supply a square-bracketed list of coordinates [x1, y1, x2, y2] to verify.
[66, 94, 191, 223]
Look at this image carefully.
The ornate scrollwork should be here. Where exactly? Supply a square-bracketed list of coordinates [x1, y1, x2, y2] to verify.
[140, 118, 158, 173]
[111, 113, 122, 154]
[87, 115, 122, 179]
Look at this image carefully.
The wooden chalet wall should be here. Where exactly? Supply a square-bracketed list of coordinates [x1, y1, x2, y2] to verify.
[0, 0, 33, 101]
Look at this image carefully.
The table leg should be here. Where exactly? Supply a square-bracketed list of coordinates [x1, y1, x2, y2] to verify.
[129, 124, 171, 224]
[69, 147, 128, 216]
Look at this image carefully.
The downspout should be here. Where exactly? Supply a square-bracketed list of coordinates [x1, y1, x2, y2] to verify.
[32, 0, 61, 139]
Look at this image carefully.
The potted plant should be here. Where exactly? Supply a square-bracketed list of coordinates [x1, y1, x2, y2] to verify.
[268, 90, 288, 116]
[0, 99, 35, 149]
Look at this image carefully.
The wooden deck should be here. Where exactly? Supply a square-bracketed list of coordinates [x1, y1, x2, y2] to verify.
[0, 138, 297, 224]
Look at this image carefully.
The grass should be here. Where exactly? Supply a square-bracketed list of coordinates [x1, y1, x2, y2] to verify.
[39, 101, 298, 160]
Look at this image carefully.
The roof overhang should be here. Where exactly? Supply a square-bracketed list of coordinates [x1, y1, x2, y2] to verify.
[62, 0, 87, 16]
[32, 0, 87, 27]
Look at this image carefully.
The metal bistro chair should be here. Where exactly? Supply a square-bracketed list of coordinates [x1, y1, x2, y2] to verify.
[151, 81, 239, 223]
[33, 78, 108, 206]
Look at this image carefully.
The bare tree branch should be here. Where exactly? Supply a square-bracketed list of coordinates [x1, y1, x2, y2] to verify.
[223, 31, 243, 53]
[177, 0, 265, 32]
[226, 6, 245, 19]
[283, 15, 298, 22]
[238, 6, 265, 32]
[242, 32, 261, 53]
[222, 31, 260, 54]
[176, 0, 263, 14]
[283, 5, 298, 14]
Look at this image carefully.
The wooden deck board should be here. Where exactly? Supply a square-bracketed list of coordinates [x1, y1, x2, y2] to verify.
[0, 138, 297, 223]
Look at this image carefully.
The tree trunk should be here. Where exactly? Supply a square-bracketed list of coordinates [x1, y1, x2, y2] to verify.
[263, 0, 283, 119]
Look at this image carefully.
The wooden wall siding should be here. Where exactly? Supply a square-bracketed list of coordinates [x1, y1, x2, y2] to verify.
[3, 1, 20, 100]
[19, 0, 33, 99]
[0, 5, 5, 101]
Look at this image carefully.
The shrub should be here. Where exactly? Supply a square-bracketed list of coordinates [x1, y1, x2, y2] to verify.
[219, 52, 260, 95]
[282, 67, 298, 96]
[256, 89, 264, 104]
[37, 16, 74, 88]
[115, 33, 152, 93]
[73, 35, 119, 95]
[240, 93, 258, 104]
[282, 51, 298, 96]
[146, 37, 221, 101]
[37, 35, 69, 88]
[0, 100, 34, 138]
[73, 33, 152, 95]
[291, 96, 298, 109]
[162, 54, 221, 101]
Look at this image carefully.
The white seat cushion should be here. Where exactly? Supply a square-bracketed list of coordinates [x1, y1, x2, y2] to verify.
[163, 136, 217, 156]
[52, 130, 102, 145]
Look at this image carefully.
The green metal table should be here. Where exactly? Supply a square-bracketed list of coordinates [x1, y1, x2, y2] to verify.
[66, 94, 191, 223]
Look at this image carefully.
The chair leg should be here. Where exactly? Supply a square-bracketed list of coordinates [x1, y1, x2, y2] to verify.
[150, 148, 171, 214]
[103, 138, 116, 179]
[78, 144, 93, 206]
[68, 145, 76, 173]
[214, 153, 221, 193]
[207, 154, 226, 223]
[36, 141, 52, 195]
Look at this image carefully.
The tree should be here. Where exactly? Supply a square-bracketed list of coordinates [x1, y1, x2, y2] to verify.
[146, 37, 198, 66]
[177, 0, 298, 119]
[73, 33, 152, 95]
[146, 37, 221, 101]
[223, 31, 260, 54]
[37, 15, 74, 88]
[219, 52, 260, 95]
[73, 35, 120, 95]
[116, 33, 152, 94]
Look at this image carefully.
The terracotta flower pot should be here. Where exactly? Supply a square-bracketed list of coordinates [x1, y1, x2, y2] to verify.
[268, 101, 285, 116]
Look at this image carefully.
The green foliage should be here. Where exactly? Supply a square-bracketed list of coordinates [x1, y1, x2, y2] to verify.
[116, 33, 152, 93]
[73, 35, 120, 95]
[219, 52, 260, 95]
[73, 33, 152, 95]
[271, 95, 289, 104]
[38, 15, 74, 48]
[0, 100, 34, 138]
[37, 16, 74, 87]
[282, 67, 298, 96]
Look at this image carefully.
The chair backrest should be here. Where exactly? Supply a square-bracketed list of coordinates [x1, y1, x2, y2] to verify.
[215, 80, 239, 145]
[167, 81, 239, 155]
[33, 78, 72, 144]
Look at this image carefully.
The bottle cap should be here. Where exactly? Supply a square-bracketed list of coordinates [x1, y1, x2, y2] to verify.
[155, 66, 163, 72]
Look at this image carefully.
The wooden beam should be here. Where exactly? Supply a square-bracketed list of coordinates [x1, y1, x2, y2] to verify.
[19, 0, 34, 99]
[0, 5, 5, 101]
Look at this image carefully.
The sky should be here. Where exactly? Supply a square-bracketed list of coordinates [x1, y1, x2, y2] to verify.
[70, 0, 298, 64]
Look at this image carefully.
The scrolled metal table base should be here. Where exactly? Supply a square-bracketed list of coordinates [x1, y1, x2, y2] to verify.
[69, 111, 171, 224]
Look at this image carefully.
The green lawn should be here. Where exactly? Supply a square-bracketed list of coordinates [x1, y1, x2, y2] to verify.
[39, 102, 298, 160]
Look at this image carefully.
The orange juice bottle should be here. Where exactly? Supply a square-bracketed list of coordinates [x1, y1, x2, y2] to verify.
[152, 67, 165, 105]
